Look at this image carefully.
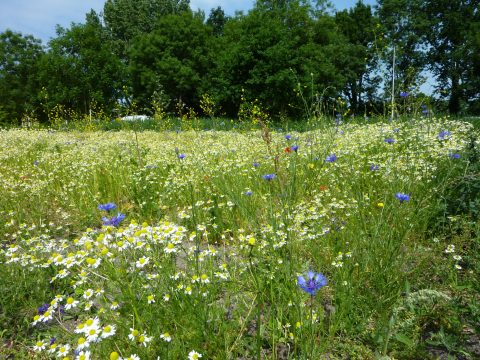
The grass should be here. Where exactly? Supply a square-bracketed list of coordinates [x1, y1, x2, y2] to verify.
[0, 116, 479, 359]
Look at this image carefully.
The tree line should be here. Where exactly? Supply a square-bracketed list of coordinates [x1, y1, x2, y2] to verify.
[1, 0, 479, 125]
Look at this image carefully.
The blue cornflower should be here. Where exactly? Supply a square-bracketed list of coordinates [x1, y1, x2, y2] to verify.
[33, 160, 39, 166]
[384, 138, 395, 144]
[325, 154, 337, 163]
[400, 91, 409, 98]
[285, 134, 292, 140]
[102, 213, 126, 227]
[98, 203, 117, 212]
[178, 153, 186, 159]
[449, 153, 461, 159]
[370, 164, 380, 171]
[253, 161, 260, 167]
[262, 174, 276, 181]
[437, 130, 451, 140]
[395, 193, 410, 203]
[244, 190, 253, 196]
[422, 109, 429, 115]
[291, 145, 299, 152]
[37, 303, 50, 315]
[297, 271, 328, 296]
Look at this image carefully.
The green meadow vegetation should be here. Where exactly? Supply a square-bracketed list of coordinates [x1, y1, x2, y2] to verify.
[0, 115, 479, 359]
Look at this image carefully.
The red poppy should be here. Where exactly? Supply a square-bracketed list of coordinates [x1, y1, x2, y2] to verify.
[284, 147, 292, 153]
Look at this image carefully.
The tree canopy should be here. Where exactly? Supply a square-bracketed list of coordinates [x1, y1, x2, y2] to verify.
[1, 0, 479, 124]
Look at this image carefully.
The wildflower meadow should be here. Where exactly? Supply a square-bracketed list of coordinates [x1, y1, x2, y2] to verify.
[1, 117, 479, 359]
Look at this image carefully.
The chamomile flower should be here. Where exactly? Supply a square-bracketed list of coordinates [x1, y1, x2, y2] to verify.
[83, 289, 94, 300]
[200, 274, 210, 284]
[445, 244, 455, 254]
[164, 242, 177, 254]
[101, 324, 116, 338]
[33, 340, 47, 352]
[147, 294, 155, 304]
[128, 328, 140, 341]
[32, 314, 41, 326]
[188, 350, 202, 360]
[48, 342, 58, 354]
[84, 301, 94, 311]
[135, 256, 149, 268]
[137, 333, 152, 346]
[40, 309, 54, 323]
[76, 337, 90, 351]
[124, 354, 140, 360]
[76, 350, 91, 360]
[56, 344, 71, 357]
[160, 332, 172, 342]
[83, 317, 100, 332]
[86, 327, 101, 342]
[110, 301, 120, 310]
[65, 297, 79, 310]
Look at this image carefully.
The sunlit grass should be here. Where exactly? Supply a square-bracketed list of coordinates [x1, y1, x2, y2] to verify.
[0, 117, 478, 359]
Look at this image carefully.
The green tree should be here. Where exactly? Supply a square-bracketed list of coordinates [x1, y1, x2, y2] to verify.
[206, 6, 229, 37]
[103, 0, 191, 58]
[0, 30, 44, 124]
[467, 20, 480, 113]
[37, 11, 125, 117]
[418, 0, 479, 114]
[129, 11, 212, 112]
[379, 0, 480, 114]
[377, 0, 426, 96]
[213, 0, 346, 118]
[335, 1, 380, 114]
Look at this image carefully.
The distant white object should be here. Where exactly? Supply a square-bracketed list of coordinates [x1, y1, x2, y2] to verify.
[120, 115, 150, 121]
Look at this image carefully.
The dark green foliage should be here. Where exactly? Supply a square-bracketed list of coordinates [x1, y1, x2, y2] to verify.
[103, 0, 191, 58]
[418, 0, 480, 114]
[129, 11, 212, 112]
[0, 30, 44, 124]
[213, 1, 346, 118]
[335, 2, 380, 114]
[37, 11, 125, 117]
[377, 0, 427, 94]
[1, 0, 480, 125]
[379, 0, 480, 114]
[206, 6, 229, 37]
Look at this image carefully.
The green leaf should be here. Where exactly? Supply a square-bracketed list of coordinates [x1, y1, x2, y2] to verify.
[394, 333, 415, 348]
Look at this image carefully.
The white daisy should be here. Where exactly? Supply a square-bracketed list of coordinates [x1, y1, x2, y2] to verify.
[188, 350, 202, 360]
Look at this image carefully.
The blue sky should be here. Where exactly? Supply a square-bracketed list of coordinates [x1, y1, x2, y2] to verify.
[0, 0, 376, 43]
